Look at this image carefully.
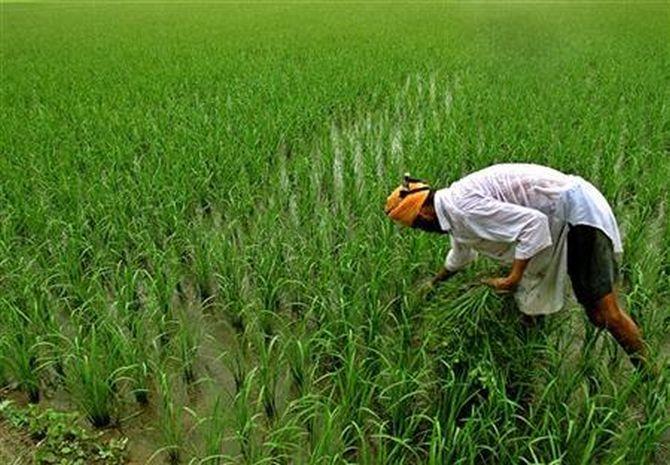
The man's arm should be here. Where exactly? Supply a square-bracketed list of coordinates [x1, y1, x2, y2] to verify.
[459, 197, 551, 293]
[425, 239, 475, 290]
[485, 258, 530, 293]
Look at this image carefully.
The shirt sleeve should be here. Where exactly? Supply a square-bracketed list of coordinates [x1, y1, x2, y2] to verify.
[460, 196, 552, 260]
[445, 238, 478, 272]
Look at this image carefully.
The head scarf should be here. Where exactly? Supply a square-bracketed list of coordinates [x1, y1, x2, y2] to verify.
[385, 175, 431, 227]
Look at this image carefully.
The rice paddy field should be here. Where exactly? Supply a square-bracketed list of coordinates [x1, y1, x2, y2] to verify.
[1, 1, 670, 463]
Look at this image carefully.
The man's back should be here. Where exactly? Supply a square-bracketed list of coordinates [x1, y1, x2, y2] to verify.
[447, 163, 575, 218]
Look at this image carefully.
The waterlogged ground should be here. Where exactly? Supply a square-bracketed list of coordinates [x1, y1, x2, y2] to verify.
[1, 1, 670, 464]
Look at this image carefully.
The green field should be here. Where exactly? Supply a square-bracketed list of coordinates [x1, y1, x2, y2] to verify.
[1, 1, 669, 463]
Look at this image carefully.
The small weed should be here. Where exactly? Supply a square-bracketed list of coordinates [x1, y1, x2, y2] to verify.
[0, 400, 127, 464]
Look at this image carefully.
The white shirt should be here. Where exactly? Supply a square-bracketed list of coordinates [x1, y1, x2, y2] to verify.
[434, 163, 622, 315]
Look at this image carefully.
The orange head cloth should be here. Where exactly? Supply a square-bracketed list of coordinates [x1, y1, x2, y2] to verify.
[385, 180, 431, 227]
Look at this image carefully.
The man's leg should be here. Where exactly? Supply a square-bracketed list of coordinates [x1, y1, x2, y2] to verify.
[567, 225, 650, 371]
[586, 292, 647, 368]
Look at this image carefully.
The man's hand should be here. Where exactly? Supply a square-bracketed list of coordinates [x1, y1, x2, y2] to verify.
[483, 258, 530, 294]
[416, 268, 457, 300]
[484, 276, 518, 294]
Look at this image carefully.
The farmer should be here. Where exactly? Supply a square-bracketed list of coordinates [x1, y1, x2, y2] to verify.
[385, 163, 649, 370]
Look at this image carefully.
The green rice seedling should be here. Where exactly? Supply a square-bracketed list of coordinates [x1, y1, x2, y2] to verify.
[188, 231, 218, 306]
[114, 318, 155, 407]
[0, 301, 43, 403]
[63, 325, 131, 427]
[260, 424, 305, 464]
[199, 393, 228, 465]
[153, 369, 188, 465]
[132, 360, 152, 407]
[146, 249, 182, 327]
[226, 349, 248, 397]
[110, 267, 158, 406]
[171, 308, 203, 385]
[232, 368, 261, 463]
[606, 372, 670, 463]
[253, 330, 281, 422]
[304, 401, 344, 463]
[425, 416, 448, 465]
[115, 262, 144, 317]
[284, 335, 313, 397]
[249, 239, 286, 340]
[213, 242, 250, 335]
[120, 315, 156, 406]
[330, 330, 376, 440]
[258, 390, 322, 462]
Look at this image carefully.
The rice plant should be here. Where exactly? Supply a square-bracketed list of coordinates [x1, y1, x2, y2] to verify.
[0, 1, 668, 463]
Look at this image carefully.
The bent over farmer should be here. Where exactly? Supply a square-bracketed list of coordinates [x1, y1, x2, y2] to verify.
[385, 163, 648, 370]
